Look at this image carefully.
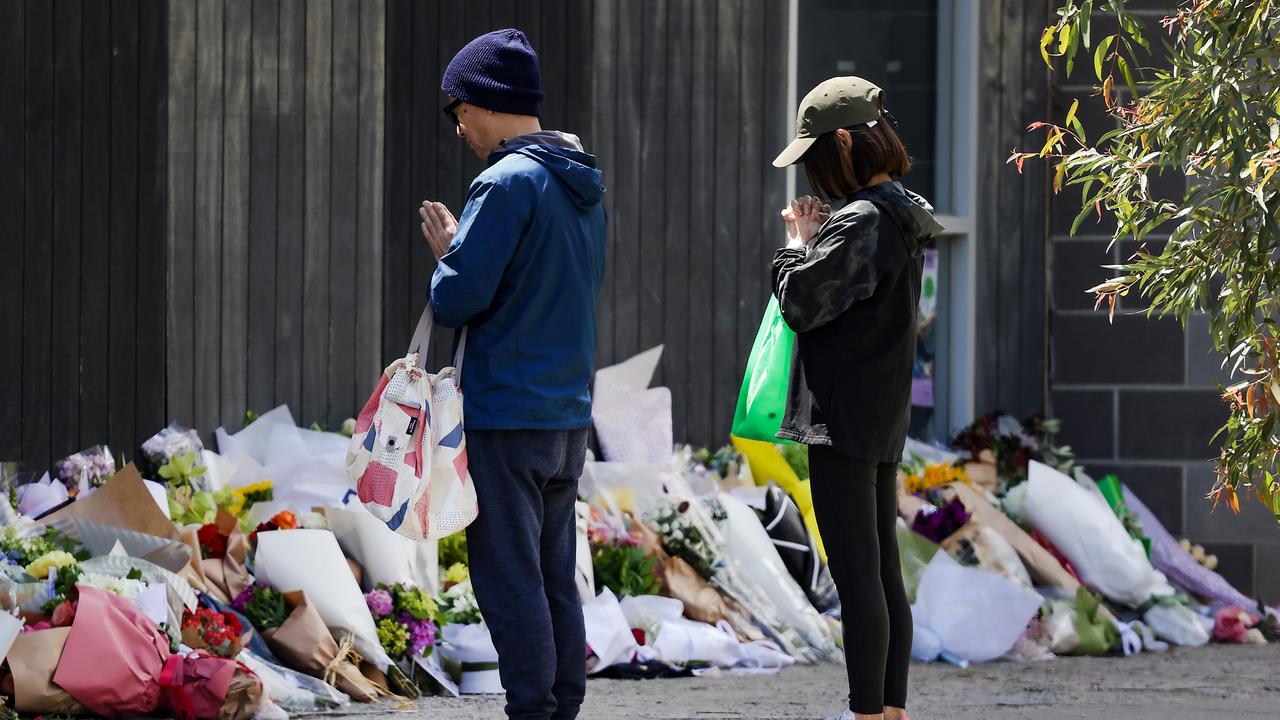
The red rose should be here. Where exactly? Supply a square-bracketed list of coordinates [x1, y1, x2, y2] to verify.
[197, 523, 229, 559]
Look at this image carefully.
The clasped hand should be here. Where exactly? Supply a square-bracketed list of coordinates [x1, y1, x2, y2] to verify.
[781, 195, 831, 248]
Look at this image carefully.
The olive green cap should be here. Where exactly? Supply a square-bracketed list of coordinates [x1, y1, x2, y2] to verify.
[772, 76, 885, 168]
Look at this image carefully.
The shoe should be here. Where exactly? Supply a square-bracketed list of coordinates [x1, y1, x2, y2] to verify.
[822, 710, 855, 720]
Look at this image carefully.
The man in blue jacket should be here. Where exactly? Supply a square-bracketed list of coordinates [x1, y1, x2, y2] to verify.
[418, 28, 607, 720]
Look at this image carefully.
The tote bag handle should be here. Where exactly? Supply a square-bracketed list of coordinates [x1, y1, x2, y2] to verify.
[407, 304, 468, 378]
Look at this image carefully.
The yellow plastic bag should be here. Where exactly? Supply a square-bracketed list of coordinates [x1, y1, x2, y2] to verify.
[731, 436, 826, 562]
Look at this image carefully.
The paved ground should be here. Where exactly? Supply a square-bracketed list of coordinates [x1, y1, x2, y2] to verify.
[319, 643, 1279, 719]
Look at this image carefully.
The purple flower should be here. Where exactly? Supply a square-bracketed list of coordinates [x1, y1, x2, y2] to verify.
[365, 589, 394, 618]
[911, 498, 972, 544]
[405, 616, 437, 656]
[231, 584, 255, 613]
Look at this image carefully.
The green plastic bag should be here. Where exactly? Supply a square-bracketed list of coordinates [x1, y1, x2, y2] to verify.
[731, 297, 796, 444]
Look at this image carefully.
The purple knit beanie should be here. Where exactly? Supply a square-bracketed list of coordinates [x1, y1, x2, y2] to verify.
[441, 29, 543, 117]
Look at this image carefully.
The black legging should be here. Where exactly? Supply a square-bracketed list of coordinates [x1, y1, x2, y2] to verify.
[809, 446, 912, 715]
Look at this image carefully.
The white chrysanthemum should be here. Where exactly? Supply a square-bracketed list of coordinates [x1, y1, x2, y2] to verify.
[78, 572, 149, 603]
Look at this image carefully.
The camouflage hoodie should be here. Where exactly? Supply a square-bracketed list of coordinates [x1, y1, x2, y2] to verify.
[771, 181, 944, 461]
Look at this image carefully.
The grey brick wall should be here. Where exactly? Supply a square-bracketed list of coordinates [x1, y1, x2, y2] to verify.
[1046, 3, 1279, 603]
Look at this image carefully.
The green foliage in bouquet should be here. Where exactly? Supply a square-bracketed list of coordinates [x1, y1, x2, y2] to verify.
[592, 543, 662, 598]
[1013, 0, 1280, 521]
[244, 585, 288, 631]
[438, 531, 469, 569]
[41, 563, 84, 613]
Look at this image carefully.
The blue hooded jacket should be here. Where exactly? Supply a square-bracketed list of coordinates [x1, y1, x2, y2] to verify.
[430, 132, 607, 430]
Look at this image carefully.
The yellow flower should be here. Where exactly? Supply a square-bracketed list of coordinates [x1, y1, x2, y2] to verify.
[25, 550, 77, 580]
[444, 562, 469, 586]
[229, 480, 274, 515]
[923, 464, 947, 489]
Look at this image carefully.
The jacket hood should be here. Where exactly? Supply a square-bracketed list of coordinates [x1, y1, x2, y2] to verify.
[492, 132, 606, 209]
[853, 181, 945, 241]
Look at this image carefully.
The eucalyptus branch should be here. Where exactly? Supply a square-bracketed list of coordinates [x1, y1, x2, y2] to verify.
[1020, 0, 1280, 521]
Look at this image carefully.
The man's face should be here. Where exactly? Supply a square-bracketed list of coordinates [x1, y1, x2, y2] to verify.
[451, 102, 499, 160]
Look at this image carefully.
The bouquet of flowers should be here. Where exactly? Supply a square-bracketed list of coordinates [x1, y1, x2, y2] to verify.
[139, 423, 205, 479]
[231, 581, 289, 632]
[52, 586, 263, 719]
[182, 606, 248, 658]
[645, 498, 720, 580]
[192, 509, 253, 605]
[438, 579, 482, 625]
[687, 445, 755, 484]
[949, 412, 1074, 494]
[365, 583, 441, 661]
[40, 564, 149, 627]
[589, 515, 661, 598]
[52, 445, 116, 494]
[0, 525, 87, 580]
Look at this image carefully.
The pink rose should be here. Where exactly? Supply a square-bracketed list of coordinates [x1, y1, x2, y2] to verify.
[22, 620, 53, 633]
[1212, 607, 1256, 643]
[51, 599, 78, 627]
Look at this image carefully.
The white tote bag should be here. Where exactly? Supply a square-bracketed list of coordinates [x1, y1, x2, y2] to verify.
[345, 306, 478, 541]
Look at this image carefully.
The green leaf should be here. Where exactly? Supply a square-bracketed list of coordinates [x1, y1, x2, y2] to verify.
[1067, 24, 1081, 76]
[1094, 34, 1115, 81]
[1117, 55, 1138, 97]
[1080, 0, 1092, 46]
[1070, 199, 1096, 236]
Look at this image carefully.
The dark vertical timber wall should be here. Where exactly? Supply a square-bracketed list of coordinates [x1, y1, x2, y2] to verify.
[974, 0, 1050, 419]
[6, 0, 789, 466]
[167, 0, 386, 436]
[0, 0, 167, 467]
[383, 0, 790, 447]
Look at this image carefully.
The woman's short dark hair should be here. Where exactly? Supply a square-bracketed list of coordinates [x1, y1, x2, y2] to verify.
[803, 120, 912, 203]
